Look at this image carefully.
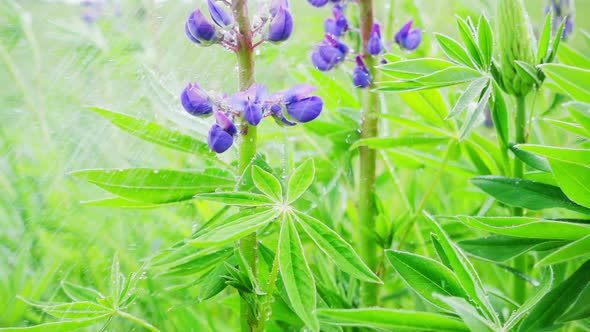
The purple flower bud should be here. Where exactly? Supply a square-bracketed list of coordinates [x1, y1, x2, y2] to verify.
[307, 0, 329, 7]
[186, 9, 219, 45]
[181, 83, 213, 116]
[270, 104, 297, 126]
[324, 6, 348, 37]
[214, 111, 237, 136]
[310, 35, 348, 71]
[244, 102, 263, 126]
[268, 6, 293, 42]
[394, 20, 422, 51]
[208, 124, 233, 153]
[284, 84, 317, 104]
[352, 56, 372, 88]
[207, 0, 233, 28]
[367, 23, 383, 55]
[286, 96, 323, 123]
[270, 0, 289, 16]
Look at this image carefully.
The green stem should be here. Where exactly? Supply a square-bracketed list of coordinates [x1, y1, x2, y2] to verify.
[357, 0, 381, 307]
[232, 1, 260, 331]
[513, 95, 527, 304]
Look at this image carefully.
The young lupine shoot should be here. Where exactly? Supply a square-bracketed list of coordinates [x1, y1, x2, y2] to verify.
[267, 5, 294, 42]
[353, 56, 372, 88]
[368, 23, 383, 56]
[185, 9, 219, 45]
[181, 83, 213, 116]
[394, 20, 422, 51]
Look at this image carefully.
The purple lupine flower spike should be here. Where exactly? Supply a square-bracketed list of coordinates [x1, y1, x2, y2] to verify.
[368, 23, 383, 55]
[394, 20, 422, 51]
[353, 56, 372, 88]
[208, 124, 234, 153]
[181, 83, 213, 116]
[186, 9, 219, 45]
[207, 0, 233, 28]
[308, 0, 329, 7]
[268, 6, 293, 42]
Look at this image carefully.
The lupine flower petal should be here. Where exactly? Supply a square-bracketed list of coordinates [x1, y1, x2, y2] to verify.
[352, 56, 372, 88]
[402, 28, 422, 51]
[394, 20, 413, 44]
[311, 50, 334, 71]
[181, 83, 213, 116]
[324, 18, 340, 37]
[367, 23, 383, 55]
[185, 22, 201, 44]
[268, 6, 293, 42]
[270, 104, 297, 126]
[207, 0, 233, 28]
[244, 102, 263, 126]
[286, 96, 323, 122]
[214, 111, 237, 136]
[208, 124, 233, 153]
[270, 0, 289, 16]
[186, 9, 218, 44]
[283, 84, 317, 104]
[307, 0, 329, 7]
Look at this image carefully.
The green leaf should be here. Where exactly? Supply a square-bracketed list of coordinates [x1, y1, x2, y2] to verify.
[549, 160, 590, 208]
[190, 209, 279, 247]
[414, 66, 483, 86]
[459, 82, 492, 140]
[472, 176, 590, 214]
[385, 250, 468, 311]
[537, 234, 590, 266]
[0, 316, 110, 332]
[519, 260, 590, 332]
[567, 102, 590, 134]
[198, 261, 231, 302]
[456, 16, 484, 69]
[279, 216, 318, 331]
[424, 213, 498, 324]
[350, 136, 447, 150]
[287, 159, 315, 204]
[398, 90, 449, 128]
[437, 296, 496, 332]
[157, 247, 233, 277]
[110, 254, 123, 304]
[544, 118, 590, 139]
[252, 166, 282, 201]
[514, 61, 542, 87]
[546, 17, 567, 63]
[459, 236, 561, 262]
[509, 146, 551, 172]
[20, 298, 110, 320]
[537, 12, 552, 63]
[541, 64, 590, 103]
[504, 268, 554, 331]
[81, 197, 182, 209]
[379, 58, 455, 79]
[558, 43, 590, 69]
[559, 282, 590, 322]
[195, 192, 275, 207]
[69, 168, 233, 204]
[431, 234, 452, 269]
[490, 83, 510, 147]
[458, 216, 590, 241]
[447, 78, 489, 119]
[477, 15, 493, 69]
[381, 114, 452, 137]
[293, 211, 380, 283]
[89, 107, 211, 155]
[435, 33, 474, 68]
[517, 145, 590, 167]
[317, 308, 469, 332]
[61, 281, 105, 302]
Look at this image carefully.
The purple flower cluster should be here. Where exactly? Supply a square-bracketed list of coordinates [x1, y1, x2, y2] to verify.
[185, 0, 293, 51]
[306, 0, 422, 88]
[181, 83, 323, 153]
[545, 0, 574, 39]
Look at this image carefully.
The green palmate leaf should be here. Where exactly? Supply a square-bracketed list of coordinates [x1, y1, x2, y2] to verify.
[519, 260, 590, 332]
[436, 296, 496, 332]
[490, 83, 509, 147]
[195, 192, 275, 207]
[19, 298, 110, 320]
[398, 90, 450, 128]
[567, 102, 590, 134]
[198, 261, 230, 302]
[549, 160, 590, 208]
[447, 78, 489, 119]
[541, 64, 590, 103]
[0, 316, 110, 332]
[69, 168, 233, 204]
[459, 235, 562, 262]
[279, 216, 318, 331]
[537, 234, 590, 266]
[350, 136, 447, 150]
[509, 146, 551, 172]
[381, 114, 452, 137]
[413, 66, 483, 86]
[251, 166, 282, 201]
[559, 282, 590, 322]
[435, 33, 474, 68]
[472, 176, 590, 214]
[504, 267, 554, 331]
[379, 58, 455, 79]
[61, 281, 105, 302]
[459, 82, 492, 140]
[558, 43, 590, 69]
[455, 16, 484, 69]
[514, 61, 542, 87]
[424, 213, 498, 324]
[517, 145, 590, 167]
[157, 247, 233, 277]
[190, 209, 279, 247]
[477, 15, 493, 69]
[317, 308, 469, 332]
[89, 107, 209, 155]
[537, 12, 552, 63]
[385, 250, 468, 311]
[293, 211, 380, 283]
[458, 216, 590, 241]
[287, 159, 315, 204]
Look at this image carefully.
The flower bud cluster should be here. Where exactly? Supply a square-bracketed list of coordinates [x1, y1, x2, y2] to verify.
[307, 0, 422, 88]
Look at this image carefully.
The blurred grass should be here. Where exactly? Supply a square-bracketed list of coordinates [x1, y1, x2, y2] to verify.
[0, 0, 588, 330]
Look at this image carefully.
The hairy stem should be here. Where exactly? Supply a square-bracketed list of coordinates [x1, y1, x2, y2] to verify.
[357, 0, 381, 307]
[232, 1, 260, 331]
[513, 95, 527, 304]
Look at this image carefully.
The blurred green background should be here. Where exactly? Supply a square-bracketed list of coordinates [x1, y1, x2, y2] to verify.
[1, 0, 588, 330]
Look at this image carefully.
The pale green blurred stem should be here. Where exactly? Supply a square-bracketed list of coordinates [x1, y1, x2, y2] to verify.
[513, 95, 527, 304]
[357, 0, 381, 307]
